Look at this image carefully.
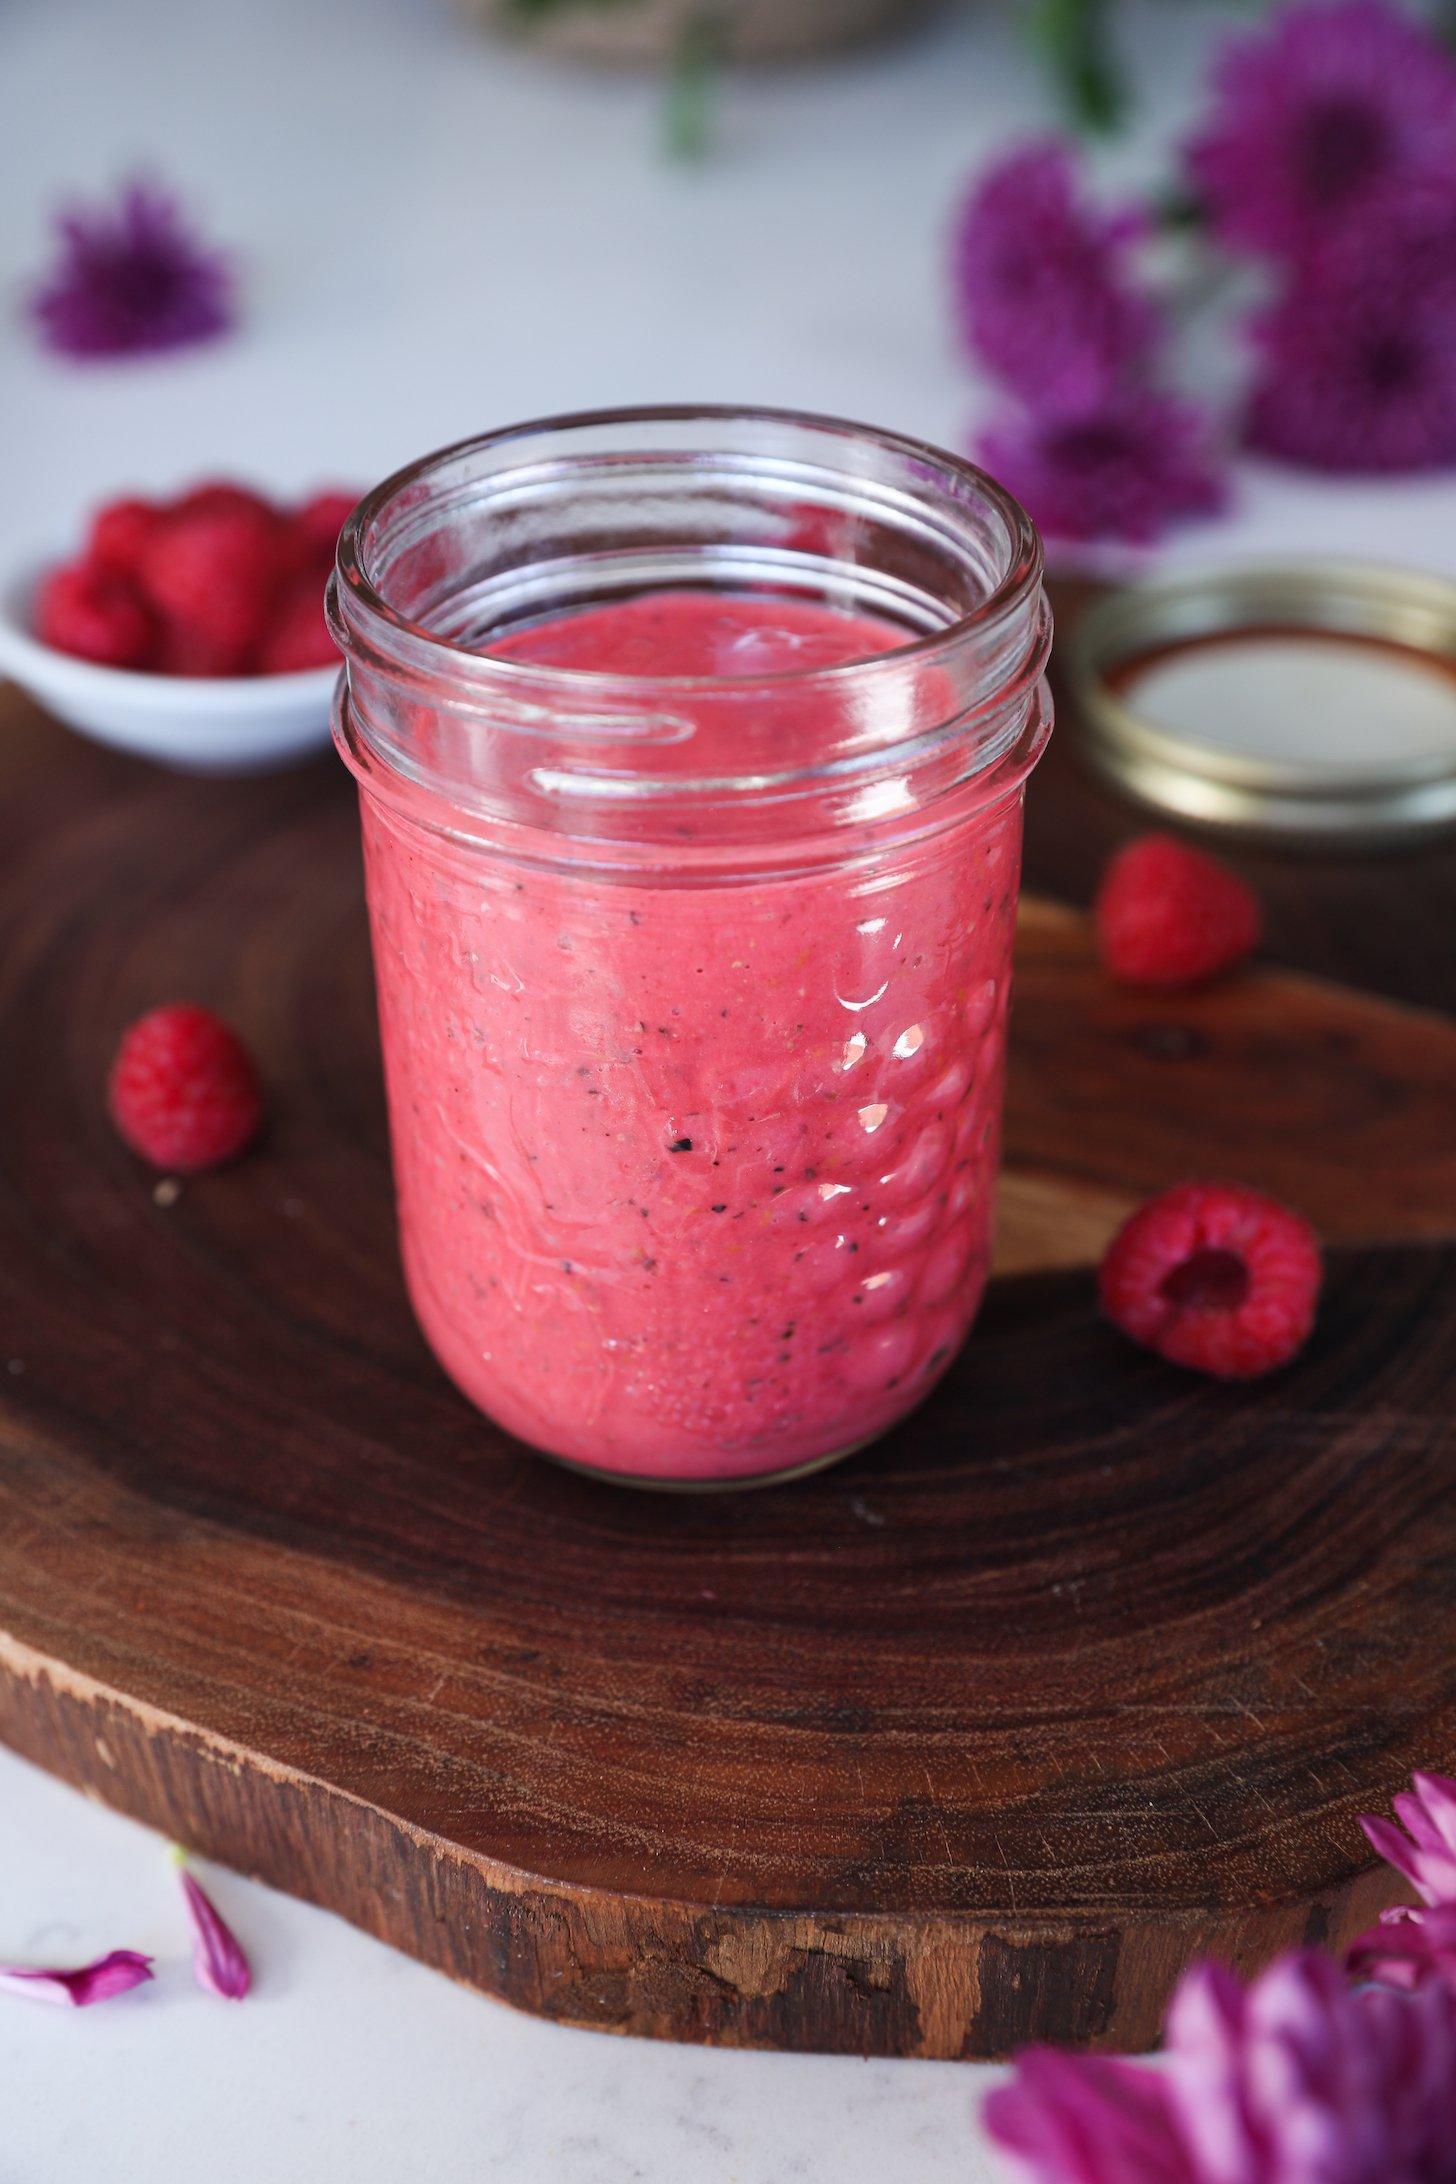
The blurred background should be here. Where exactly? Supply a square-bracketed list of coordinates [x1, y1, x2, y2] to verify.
[4, 0, 1453, 578]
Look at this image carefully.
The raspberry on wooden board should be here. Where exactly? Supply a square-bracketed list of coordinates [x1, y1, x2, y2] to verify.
[108, 1005, 263, 1173]
[1096, 833, 1262, 990]
[1099, 1181, 1322, 1378]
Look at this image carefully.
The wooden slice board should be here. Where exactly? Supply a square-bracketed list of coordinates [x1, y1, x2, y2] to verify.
[0, 692, 1453, 2059]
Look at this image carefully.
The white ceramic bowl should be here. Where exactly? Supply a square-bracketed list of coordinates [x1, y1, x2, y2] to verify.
[0, 563, 338, 774]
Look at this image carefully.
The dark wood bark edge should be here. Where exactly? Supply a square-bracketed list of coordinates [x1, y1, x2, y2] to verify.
[0, 1635, 1401, 2059]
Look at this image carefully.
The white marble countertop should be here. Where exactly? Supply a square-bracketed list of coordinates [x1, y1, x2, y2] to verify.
[2, 0, 1453, 2174]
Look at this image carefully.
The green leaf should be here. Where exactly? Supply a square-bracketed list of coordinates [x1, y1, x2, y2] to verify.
[663, 10, 720, 161]
[1026, 0, 1125, 134]
[501, 0, 638, 21]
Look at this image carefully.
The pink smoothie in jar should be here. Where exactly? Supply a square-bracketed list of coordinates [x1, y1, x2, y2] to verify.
[331, 410, 1051, 1487]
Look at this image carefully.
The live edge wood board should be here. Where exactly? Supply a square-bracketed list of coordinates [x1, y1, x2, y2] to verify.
[0, 671, 1453, 2060]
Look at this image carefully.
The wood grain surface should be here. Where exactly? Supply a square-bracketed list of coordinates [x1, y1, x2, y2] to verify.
[0, 634, 1453, 2058]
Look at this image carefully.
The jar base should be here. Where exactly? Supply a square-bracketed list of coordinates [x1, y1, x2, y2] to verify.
[542, 1434, 882, 1494]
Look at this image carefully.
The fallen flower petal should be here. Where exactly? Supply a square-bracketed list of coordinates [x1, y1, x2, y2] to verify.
[177, 1865, 251, 2000]
[0, 1948, 154, 2007]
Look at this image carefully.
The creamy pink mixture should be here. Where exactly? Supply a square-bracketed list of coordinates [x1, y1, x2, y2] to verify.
[360, 590, 1021, 1482]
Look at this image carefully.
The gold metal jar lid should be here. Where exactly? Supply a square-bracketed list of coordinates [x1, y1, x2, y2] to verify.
[1069, 560, 1456, 842]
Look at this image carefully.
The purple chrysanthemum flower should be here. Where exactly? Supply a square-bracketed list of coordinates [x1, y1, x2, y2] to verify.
[952, 143, 1159, 415]
[1185, 0, 1456, 259]
[1244, 190, 1456, 474]
[986, 1951, 1456, 2183]
[979, 390, 1226, 547]
[29, 176, 235, 361]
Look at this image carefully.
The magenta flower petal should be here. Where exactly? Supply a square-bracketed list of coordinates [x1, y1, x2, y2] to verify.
[1356, 1978, 1456, 2173]
[178, 1866, 250, 2000]
[1392, 1789, 1454, 1858]
[1349, 1903, 1456, 1994]
[1160, 1959, 1266, 2178]
[1364, 1814, 1445, 1904]
[1360, 1768, 1456, 1905]
[1184, 0, 1456, 258]
[986, 1950, 1456, 2184]
[29, 175, 235, 361]
[1411, 1773, 1456, 1851]
[952, 141, 1159, 415]
[979, 391, 1226, 548]
[984, 2047, 1180, 2183]
[0, 1948, 154, 2007]
[1235, 1950, 1401, 2177]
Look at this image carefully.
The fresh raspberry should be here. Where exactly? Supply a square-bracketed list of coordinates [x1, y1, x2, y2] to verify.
[1099, 1182, 1321, 1378]
[36, 561, 157, 669]
[138, 504, 286, 675]
[292, 490, 358, 561]
[108, 1005, 263, 1172]
[1095, 834, 1262, 989]
[257, 572, 337, 673]
[87, 497, 162, 576]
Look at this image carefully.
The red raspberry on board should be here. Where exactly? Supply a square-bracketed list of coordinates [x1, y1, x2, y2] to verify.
[36, 561, 157, 669]
[1095, 834, 1262, 989]
[87, 497, 162, 577]
[1099, 1182, 1321, 1378]
[108, 1005, 263, 1173]
[138, 504, 285, 675]
[257, 572, 338, 673]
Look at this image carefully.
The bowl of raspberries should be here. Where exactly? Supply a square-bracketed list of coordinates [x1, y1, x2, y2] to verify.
[0, 480, 358, 773]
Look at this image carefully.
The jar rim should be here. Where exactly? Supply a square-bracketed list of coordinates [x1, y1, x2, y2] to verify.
[332, 403, 1043, 696]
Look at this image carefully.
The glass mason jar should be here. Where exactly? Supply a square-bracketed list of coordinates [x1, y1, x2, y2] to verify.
[330, 408, 1051, 1488]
